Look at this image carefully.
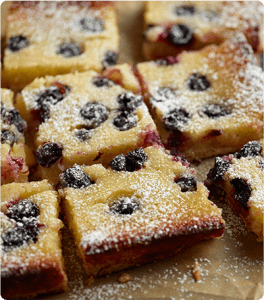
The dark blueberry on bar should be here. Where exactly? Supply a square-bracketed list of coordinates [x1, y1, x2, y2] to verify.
[174, 5, 196, 16]
[60, 165, 93, 189]
[102, 51, 118, 68]
[1, 223, 39, 252]
[155, 56, 179, 66]
[7, 35, 28, 52]
[79, 17, 104, 32]
[6, 109, 27, 133]
[200, 104, 230, 119]
[110, 196, 140, 215]
[1, 104, 7, 121]
[260, 53, 263, 70]
[113, 111, 137, 131]
[75, 128, 94, 142]
[175, 173, 197, 192]
[230, 178, 251, 210]
[35, 84, 70, 121]
[80, 102, 109, 128]
[207, 157, 231, 182]
[187, 73, 210, 91]
[235, 141, 262, 159]
[110, 154, 127, 171]
[168, 24, 193, 46]
[162, 108, 190, 131]
[126, 148, 147, 172]
[6, 199, 39, 223]
[36, 142, 63, 168]
[57, 42, 83, 58]
[93, 76, 112, 88]
[117, 92, 142, 112]
[1, 130, 18, 146]
[151, 87, 177, 102]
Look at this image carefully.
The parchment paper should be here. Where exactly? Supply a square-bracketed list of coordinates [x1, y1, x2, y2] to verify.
[1, 2, 263, 300]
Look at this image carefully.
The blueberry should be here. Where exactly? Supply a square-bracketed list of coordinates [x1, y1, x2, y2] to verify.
[187, 73, 210, 91]
[207, 157, 231, 182]
[117, 93, 142, 112]
[230, 178, 251, 210]
[7, 35, 28, 52]
[36, 142, 63, 168]
[162, 108, 190, 131]
[35, 84, 70, 121]
[260, 53, 263, 70]
[110, 154, 127, 171]
[60, 165, 92, 189]
[200, 104, 230, 119]
[1, 130, 18, 146]
[113, 111, 137, 131]
[175, 173, 197, 192]
[110, 196, 140, 215]
[6, 109, 27, 133]
[235, 141, 262, 159]
[79, 17, 104, 32]
[151, 87, 177, 102]
[168, 24, 193, 45]
[93, 76, 112, 88]
[126, 148, 147, 172]
[174, 5, 196, 16]
[80, 102, 109, 128]
[1, 224, 39, 252]
[57, 42, 83, 58]
[1, 104, 7, 121]
[6, 199, 39, 223]
[155, 56, 178, 66]
[75, 128, 94, 142]
[102, 51, 118, 68]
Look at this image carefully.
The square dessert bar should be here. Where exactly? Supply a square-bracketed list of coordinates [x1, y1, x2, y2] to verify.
[143, 1, 263, 60]
[16, 70, 159, 185]
[4, 1, 119, 89]
[59, 146, 225, 277]
[136, 34, 263, 162]
[206, 140, 264, 242]
[1, 88, 29, 185]
[1, 180, 67, 298]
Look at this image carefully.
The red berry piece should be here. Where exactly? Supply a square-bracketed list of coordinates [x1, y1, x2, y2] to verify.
[200, 104, 230, 119]
[187, 73, 210, 91]
[235, 141, 262, 159]
[36, 142, 63, 168]
[7, 35, 28, 52]
[162, 108, 190, 131]
[80, 102, 109, 128]
[57, 42, 83, 58]
[230, 178, 251, 210]
[60, 165, 93, 189]
[175, 173, 197, 192]
[168, 24, 193, 46]
[110, 196, 140, 215]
